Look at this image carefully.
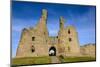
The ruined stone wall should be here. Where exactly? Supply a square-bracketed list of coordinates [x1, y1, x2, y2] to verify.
[16, 28, 33, 57]
[58, 16, 80, 56]
[58, 17, 67, 56]
[80, 44, 96, 57]
[16, 9, 82, 58]
[16, 9, 49, 57]
[65, 26, 80, 55]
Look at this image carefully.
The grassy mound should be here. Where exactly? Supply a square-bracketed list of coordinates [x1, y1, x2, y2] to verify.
[12, 56, 51, 66]
[12, 56, 96, 66]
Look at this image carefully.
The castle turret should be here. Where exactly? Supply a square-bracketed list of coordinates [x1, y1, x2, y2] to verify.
[60, 16, 64, 31]
[36, 9, 48, 32]
[58, 16, 66, 56]
[42, 9, 47, 21]
[41, 9, 48, 32]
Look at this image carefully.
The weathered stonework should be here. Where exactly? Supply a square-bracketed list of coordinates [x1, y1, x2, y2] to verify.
[16, 9, 95, 58]
[80, 44, 96, 57]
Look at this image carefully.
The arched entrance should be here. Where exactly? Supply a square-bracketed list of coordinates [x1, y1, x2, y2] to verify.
[49, 46, 56, 56]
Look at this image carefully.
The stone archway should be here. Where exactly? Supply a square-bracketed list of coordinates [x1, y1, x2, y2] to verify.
[49, 46, 56, 56]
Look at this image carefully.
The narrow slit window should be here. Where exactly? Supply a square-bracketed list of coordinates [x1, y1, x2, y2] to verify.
[69, 38, 72, 42]
[32, 37, 35, 41]
[31, 45, 35, 53]
[32, 49, 34, 52]
[68, 29, 70, 34]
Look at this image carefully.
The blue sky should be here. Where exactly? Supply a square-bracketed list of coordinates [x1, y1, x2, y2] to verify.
[12, 1, 96, 57]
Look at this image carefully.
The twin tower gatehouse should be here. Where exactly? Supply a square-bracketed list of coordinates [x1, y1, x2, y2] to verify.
[16, 9, 80, 57]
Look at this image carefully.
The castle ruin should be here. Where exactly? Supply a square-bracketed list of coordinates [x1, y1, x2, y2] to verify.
[16, 9, 81, 57]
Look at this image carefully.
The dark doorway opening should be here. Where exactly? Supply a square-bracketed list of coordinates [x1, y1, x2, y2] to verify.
[49, 47, 56, 56]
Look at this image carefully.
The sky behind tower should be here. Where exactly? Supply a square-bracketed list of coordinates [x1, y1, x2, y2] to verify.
[12, 1, 96, 57]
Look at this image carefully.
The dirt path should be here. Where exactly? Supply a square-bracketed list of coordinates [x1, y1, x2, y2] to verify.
[51, 56, 60, 63]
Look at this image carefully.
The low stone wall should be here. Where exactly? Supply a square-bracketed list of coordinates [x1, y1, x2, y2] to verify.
[80, 44, 96, 57]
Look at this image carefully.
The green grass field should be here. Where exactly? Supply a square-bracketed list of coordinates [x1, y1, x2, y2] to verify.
[58, 56, 96, 63]
[12, 56, 96, 66]
[12, 56, 51, 66]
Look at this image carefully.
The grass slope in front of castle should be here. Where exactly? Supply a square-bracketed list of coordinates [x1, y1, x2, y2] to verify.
[12, 56, 95, 66]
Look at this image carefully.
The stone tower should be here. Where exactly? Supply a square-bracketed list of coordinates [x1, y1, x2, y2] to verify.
[16, 9, 49, 57]
[58, 17, 80, 56]
[65, 26, 80, 56]
[58, 16, 66, 56]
